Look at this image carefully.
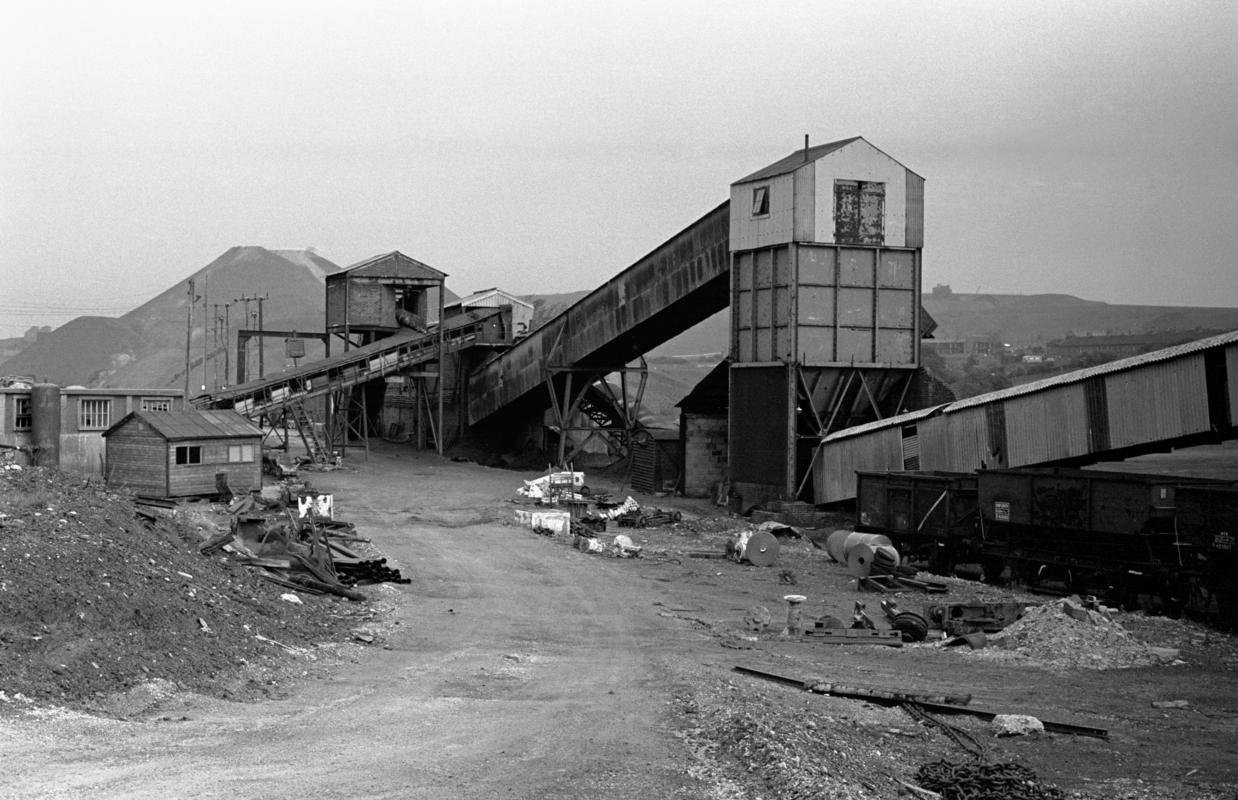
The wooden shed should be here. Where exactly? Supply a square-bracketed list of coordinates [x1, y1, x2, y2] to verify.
[103, 409, 263, 498]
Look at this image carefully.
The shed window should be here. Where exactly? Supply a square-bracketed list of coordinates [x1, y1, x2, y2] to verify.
[13, 397, 32, 431]
[751, 186, 770, 217]
[141, 398, 172, 412]
[79, 398, 112, 430]
[834, 180, 885, 244]
[227, 444, 255, 462]
[175, 445, 202, 465]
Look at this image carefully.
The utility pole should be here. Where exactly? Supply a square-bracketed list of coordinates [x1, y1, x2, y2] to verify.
[184, 278, 197, 399]
[223, 302, 231, 387]
[234, 295, 252, 382]
[235, 293, 269, 380]
[211, 303, 227, 390]
[201, 273, 209, 393]
[256, 295, 267, 378]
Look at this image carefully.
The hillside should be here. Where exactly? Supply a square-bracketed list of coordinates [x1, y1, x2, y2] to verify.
[0, 247, 342, 391]
[522, 290, 1238, 361]
[0, 317, 147, 386]
[921, 291, 1238, 344]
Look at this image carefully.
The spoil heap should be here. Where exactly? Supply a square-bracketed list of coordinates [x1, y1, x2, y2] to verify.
[0, 463, 361, 713]
[976, 598, 1179, 670]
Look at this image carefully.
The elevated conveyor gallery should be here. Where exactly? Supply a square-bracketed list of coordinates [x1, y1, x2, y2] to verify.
[814, 330, 1238, 503]
[466, 202, 731, 433]
[194, 307, 504, 418]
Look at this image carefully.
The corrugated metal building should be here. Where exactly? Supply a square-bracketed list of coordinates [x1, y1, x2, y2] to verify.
[728, 137, 925, 504]
[445, 288, 534, 338]
[816, 330, 1238, 502]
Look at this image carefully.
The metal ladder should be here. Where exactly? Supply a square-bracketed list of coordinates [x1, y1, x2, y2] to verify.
[289, 399, 330, 463]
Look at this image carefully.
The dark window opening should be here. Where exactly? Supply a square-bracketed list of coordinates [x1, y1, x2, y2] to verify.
[14, 397, 32, 431]
[175, 445, 202, 465]
[751, 186, 770, 217]
[834, 180, 885, 244]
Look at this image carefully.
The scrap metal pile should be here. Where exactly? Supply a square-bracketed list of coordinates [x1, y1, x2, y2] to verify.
[201, 486, 409, 601]
[513, 468, 694, 559]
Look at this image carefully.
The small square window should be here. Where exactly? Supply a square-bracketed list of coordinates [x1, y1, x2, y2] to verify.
[227, 444, 254, 462]
[79, 398, 112, 430]
[14, 397, 32, 431]
[751, 186, 770, 217]
[175, 445, 202, 465]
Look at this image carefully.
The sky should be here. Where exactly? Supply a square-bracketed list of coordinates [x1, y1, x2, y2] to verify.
[1, 0, 1236, 337]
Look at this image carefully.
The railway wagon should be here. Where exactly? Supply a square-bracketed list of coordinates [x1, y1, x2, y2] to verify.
[1170, 484, 1238, 617]
[854, 470, 978, 570]
[854, 466, 1237, 618]
[977, 467, 1234, 610]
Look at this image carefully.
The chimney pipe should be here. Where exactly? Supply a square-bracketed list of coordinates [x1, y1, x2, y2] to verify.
[803, 134, 810, 161]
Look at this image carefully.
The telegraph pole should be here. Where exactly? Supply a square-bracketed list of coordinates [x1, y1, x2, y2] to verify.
[201, 273, 209, 393]
[184, 278, 197, 398]
[234, 295, 252, 382]
[235, 293, 269, 380]
[256, 295, 267, 378]
[223, 302, 231, 387]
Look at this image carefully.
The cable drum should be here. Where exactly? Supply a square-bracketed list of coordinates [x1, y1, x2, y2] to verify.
[847, 543, 900, 578]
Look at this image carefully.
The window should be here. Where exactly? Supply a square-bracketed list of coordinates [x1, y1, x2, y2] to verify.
[79, 398, 112, 430]
[834, 179, 885, 244]
[13, 397, 32, 431]
[227, 444, 254, 462]
[141, 398, 172, 412]
[751, 186, 770, 217]
[175, 445, 202, 465]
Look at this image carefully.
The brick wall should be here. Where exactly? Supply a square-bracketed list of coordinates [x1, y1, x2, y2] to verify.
[682, 413, 728, 498]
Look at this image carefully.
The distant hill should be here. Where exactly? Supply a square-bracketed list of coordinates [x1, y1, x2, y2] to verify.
[9, 254, 1238, 412]
[0, 317, 146, 386]
[0, 247, 343, 391]
[521, 289, 1238, 359]
[921, 291, 1238, 344]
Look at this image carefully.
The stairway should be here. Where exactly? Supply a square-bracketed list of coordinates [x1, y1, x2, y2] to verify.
[289, 399, 330, 463]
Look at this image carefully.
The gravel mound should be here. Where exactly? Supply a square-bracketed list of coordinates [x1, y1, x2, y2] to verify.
[0, 462, 366, 714]
[973, 598, 1180, 670]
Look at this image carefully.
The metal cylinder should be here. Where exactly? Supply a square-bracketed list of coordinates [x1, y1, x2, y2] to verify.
[842, 532, 893, 560]
[30, 383, 61, 468]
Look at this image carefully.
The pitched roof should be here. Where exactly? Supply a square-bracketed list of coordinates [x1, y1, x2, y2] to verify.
[823, 329, 1238, 443]
[447, 288, 535, 309]
[733, 137, 862, 184]
[104, 409, 263, 441]
[733, 136, 924, 184]
[331, 251, 447, 282]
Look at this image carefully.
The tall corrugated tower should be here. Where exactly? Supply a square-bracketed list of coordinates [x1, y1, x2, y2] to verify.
[727, 137, 925, 504]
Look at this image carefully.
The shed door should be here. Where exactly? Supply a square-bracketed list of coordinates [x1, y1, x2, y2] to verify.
[835, 180, 885, 245]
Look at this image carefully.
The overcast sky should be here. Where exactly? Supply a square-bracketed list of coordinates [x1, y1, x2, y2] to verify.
[1, 0, 1235, 337]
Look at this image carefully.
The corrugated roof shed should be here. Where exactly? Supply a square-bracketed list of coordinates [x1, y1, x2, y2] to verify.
[104, 409, 262, 441]
[824, 329, 1238, 443]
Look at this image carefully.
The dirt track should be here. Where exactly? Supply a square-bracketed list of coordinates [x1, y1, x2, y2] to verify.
[2, 447, 1237, 799]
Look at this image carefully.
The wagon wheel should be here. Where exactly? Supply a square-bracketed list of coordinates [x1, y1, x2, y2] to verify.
[672, 511, 683, 522]
[892, 612, 929, 643]
[579, 485, 591, 497]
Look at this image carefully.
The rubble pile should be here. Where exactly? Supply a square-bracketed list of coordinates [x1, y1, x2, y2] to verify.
[0, 465, 363, 712]
[974, 598, 1181, 670]
[677, 677, 948, 800]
